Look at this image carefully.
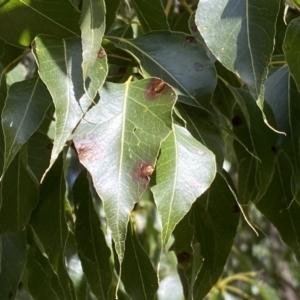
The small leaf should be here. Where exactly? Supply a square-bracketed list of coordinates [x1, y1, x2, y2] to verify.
[2, 76, 52, 174]
[80, 0, 106, 80]
[152, 124, 216, 245]
[0, 0, 80, 47]
[0, 230, 27, 299]
[256, 151, 300, 262]
[109, 31, 217, 107]
[73, 170, 112, 300]
[73, 79, 176, 262]
[196, 0, 280, 107]
[0, 151, 38, 234]
[131, 0, 169, 32]
[284, 18, 300, 90]
[121, 222, 159, 300]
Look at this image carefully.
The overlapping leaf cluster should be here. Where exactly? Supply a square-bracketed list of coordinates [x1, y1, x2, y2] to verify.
[0, 0, 299, 299]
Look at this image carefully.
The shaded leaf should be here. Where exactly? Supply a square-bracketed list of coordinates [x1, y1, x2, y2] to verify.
[192, 172, 240, 299]
[121, 222, 159, 300]
[256, 151, 300, 262]
[229, 87, 278, 202]
[27, 131, 53, 182]
[0, 230, 27, 300]
[265, 66, 300, 201]
[284, 18, 300, 90]
[24, 226, 64, 300]
[0, 40, 24, 70]
[73, 170, 112, 300]
[0, 151, 38, 234]
[29, 154, 76, 300]
[0, 0, 80, 47]
[73, 79, 176, 262]
[2, 76, 52, 174]
[196, 0, 280, 107]
[80, 0, 106, 80]
[177, 103, 225, 168]
[104, 0, 120, 32]
[152, 124, 216, 245]
[131, 0, 169, 32]
[108, 31, 217, 107]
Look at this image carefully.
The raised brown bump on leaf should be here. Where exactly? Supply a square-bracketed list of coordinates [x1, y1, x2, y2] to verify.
[134, 162, 154, 182]
[97, 49, 106, 58]
[145, 78, 166, 100]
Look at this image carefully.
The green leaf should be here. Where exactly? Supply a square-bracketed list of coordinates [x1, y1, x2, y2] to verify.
[0, 151, 38, 234]
[80, 0, 106, 80]
[131, 0, 169, 32]
[0, 230, 27, 299]
[0, 40, 24, 70]
[283, 18, 300, 92]
[229, 87, 278, 202]
[151, 124, 216, 245]
[256, 151, 300, 262]
[192, 173, 240, 299]
[108, 31, 217, 107]
[196, 0, 280, 107]
[0, 0, 80, 47]
[73, 170, 112, 300]
[73, 79, 176, 262]
[29, 154, 76, 300]
[2, 76, 52, 174]
[121, 222, 159, 300]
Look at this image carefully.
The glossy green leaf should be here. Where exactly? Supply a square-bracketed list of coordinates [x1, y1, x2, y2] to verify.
[192, 173, 240, 299]
[131, 0, 169, 32]
[0, 151, 38, 234]
[29, 154, 76, 300]
[283, 18, 300, 91]
[2, 76, 52, 174]
[108, 31, 217, 107]
[121, 222, 159, 300]
[196, 0, 280, 107]
[73, 170, 112, 300]
[0, 0, 80, 47]
[73, 79, 176, 262]
[229, 87, 278, 202]
[0, 230, 27, 299]
[152, 124, 216, 245]
[256, 151, 300, 262]
[80, 0, 106, 80]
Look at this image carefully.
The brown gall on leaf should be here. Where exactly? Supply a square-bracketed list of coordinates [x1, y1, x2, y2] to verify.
[97, 49, 106, 58]
[145, 78, 166, 100]
[134, 162, 154, 182]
